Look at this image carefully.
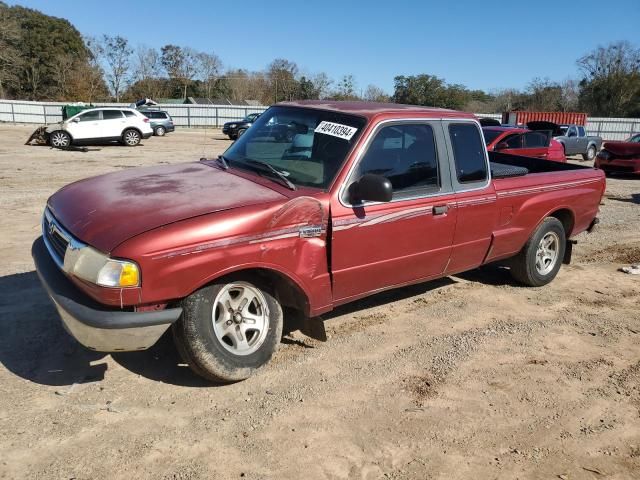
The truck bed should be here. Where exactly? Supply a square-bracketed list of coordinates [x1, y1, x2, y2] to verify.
[489, 151, 589, 176]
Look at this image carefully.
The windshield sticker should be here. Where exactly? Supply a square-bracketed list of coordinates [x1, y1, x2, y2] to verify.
[314, 121, 358, 140]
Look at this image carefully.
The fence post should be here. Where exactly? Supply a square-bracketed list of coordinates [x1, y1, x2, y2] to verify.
[10, 102, 15, 123]
[187, 106, 191, 128]
[43, 104, 47, 124]
[215, 107, 218, 128]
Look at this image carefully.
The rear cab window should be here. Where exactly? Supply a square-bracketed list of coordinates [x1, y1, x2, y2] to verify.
[447, 122, 489, 186]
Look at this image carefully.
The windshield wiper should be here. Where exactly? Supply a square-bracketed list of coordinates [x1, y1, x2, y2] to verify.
[216, 155, 229, 170]
[244, 159, 297, 191]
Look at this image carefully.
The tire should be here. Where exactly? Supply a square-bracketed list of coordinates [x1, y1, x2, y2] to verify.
[583, 145, 596, 162]
[122, 129, 141, 146]
[154, 126, 166, 137]
[509, 217, 566, 287]
[173, 277, 283, 383]
[237, 128, 246, 138]
[49, 130, 71, 148]
[228, 134, 237, 141]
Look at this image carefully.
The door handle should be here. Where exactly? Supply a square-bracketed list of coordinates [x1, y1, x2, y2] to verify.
[433, 205, 448, 215]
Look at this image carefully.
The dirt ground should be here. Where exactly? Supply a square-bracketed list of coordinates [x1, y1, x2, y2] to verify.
[1, 123, 639, 480]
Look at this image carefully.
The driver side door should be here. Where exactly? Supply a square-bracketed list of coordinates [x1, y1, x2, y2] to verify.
[330, 121, 457, 303]
[67, 110, 102, 140]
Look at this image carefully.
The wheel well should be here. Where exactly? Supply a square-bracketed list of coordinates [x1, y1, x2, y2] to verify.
[122, 127, 142, 137]
[549, 209, 574, 236]
[210, 268, 310, 316]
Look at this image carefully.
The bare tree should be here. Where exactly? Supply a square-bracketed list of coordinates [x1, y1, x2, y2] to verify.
[161, 45, 198, 99]
[267, 58, 299, 102]
[312, 72, 332, 99]
[51, 53, 76, 100]
[81, 36, 108, 103]
[196, 52, 223, 99]
[363, 84, 390, 102]
[560, 78, 579, 112]
[134, 45, 162, 82]
[100, 35, 132, 102]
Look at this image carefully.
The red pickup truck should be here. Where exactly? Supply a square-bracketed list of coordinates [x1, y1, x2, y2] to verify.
[33, 101, 605, 383]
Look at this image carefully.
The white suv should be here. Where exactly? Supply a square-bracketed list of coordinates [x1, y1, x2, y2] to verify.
[47, 107, 154, 148]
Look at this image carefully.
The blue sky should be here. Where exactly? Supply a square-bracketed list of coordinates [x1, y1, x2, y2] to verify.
[8, 0, 640, 94]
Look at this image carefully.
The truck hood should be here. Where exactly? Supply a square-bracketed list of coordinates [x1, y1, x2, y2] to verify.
[47, 162, 286, 252]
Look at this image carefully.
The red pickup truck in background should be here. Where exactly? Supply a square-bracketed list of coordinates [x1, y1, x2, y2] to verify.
[33, 101, 605, 383]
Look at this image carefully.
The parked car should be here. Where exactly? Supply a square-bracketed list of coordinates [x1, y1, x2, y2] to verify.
[33, 101, 604, 383]
[46, 107, 153, 147]
[222, 113, 261, 140]
[140, 109, 175, 136]
[482, 126, 566, 162]
[554, 124, 602, 161]
[595, 133, 640, 175]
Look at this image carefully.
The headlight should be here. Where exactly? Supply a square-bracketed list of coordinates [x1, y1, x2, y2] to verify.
[229, 124, 236, 128]
[597, 150, 611, 160]
[64, 245, 140, 287]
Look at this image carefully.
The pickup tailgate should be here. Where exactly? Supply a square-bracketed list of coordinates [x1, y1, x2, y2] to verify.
[484, 152, 605, 263]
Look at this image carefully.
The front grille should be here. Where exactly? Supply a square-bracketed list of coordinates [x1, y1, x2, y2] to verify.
[43, 212, 70, 264]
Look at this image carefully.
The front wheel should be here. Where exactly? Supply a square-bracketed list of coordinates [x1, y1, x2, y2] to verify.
[49, 130, 71, 148]
[122, 129, 141, 146]
[173, 278, 283, 383]
[583, 145, 596, 162]
[510, 217, 566, 287]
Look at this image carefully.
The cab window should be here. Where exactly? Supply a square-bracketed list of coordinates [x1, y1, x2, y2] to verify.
[448, 123, 487, 183]
[355, 123, 439, 198]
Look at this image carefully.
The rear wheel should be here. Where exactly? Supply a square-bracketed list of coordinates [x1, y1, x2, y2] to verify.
[510, 217, 566, 287]
[173, 278, 283, 383]
[122, 129, 141, 146]
[49, 130, 71, 148]
[583, 145, 596, 162]
[154, 126, 166, 137]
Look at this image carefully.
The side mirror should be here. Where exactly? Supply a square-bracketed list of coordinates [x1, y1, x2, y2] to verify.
[495, 141, 509, 150]
[72, 117, 80, 123]
[348, 174, 392, 204]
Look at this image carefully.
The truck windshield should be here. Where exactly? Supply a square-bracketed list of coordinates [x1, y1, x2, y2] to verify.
[223, 106, 366, 189]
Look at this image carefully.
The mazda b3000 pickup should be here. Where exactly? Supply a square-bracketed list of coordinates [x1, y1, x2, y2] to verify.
[33, 101, 605, 382]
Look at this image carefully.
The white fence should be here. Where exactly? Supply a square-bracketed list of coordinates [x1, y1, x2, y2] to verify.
[2, 99, 639, 140]
[0, 99, 267, 128]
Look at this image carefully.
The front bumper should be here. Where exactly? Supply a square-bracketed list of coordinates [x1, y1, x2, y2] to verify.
[595, 158, 640, 174]
[222, 125, 238, 136]
[32, 237, 182, 352]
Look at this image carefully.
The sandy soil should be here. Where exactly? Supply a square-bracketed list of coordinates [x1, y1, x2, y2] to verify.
[0, 124, 639, 479]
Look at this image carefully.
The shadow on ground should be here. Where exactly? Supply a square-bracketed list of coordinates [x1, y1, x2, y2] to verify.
[0, 271, 207, 387]
[0, 265, 516, 388]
